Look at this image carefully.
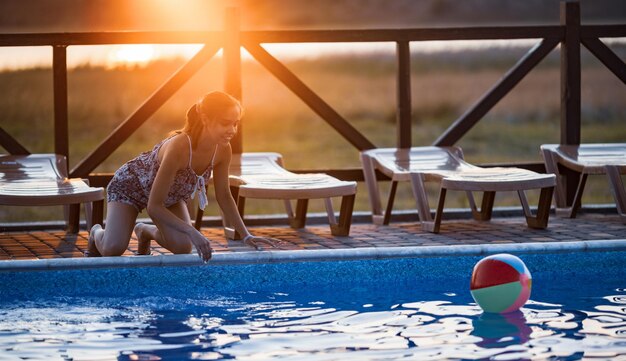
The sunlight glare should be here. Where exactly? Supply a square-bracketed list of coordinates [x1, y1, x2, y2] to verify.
[108, 44, 156, 67]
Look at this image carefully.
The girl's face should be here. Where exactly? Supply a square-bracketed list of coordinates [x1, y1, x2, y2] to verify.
[202, 105, 241, 146]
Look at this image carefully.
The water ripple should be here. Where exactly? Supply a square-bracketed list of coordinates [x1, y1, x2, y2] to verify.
[2, 290, 626, 360]
[605, 295, 626, 304]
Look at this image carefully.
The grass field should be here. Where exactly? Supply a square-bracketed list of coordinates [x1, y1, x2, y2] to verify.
[1, 46, 625, 222]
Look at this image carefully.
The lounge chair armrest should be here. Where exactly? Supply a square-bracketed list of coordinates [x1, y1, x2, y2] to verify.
[228, 175, 247, 187]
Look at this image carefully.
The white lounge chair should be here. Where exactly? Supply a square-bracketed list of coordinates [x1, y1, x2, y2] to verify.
[361, 146, 556, 233]
[541, 143, 626, 222]
[0, 154, 105, 232]
[215, 152, 357, 237]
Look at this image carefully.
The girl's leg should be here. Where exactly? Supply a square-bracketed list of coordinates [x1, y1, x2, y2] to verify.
[89, 202, 138, 256]
[134, 201, 193, 255]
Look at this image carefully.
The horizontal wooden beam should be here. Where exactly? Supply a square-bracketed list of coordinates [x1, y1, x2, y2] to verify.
[0, 25, 569, 47]
[243, 26, 564, 43]
[580, 24, 626, 38]
[0, 31, 224, 46]
[0, 24, 622, 48]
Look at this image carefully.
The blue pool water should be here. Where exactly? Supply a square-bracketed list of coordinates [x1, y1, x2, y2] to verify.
[0, 251, 625, 360]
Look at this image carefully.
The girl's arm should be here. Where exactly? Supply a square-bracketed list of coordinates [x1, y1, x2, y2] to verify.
[147, 136, 212, 261]
[212, 145, 279, 249]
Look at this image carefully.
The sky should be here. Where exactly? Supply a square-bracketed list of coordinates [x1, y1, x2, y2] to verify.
[0, 0, 624, 70]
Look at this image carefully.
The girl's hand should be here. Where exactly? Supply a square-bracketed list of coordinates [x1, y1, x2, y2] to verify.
[191, 234, 213, 262]
[243, 235, 282, 250]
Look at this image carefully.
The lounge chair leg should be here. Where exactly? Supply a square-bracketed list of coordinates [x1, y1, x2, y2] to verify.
[523, 186, 554, 229]
[225, 196, 247, 239]
[92, 199, 104, 228]
[545, 147, 586, 216]
[361, 153, 385, 224]
[410, 173, 444, 232]
[331, 194, 355, 236]
[606, 165, 626, 223]
[284, 200, 295, 219]
[194, 208, 204, 230]
[481, 191, 495, 220]
[542, 149, 565, 206]
[543, 148, 585, 216]
[230, 185, 239, 199]
[237, 196, 246, 217]
[468, 191, 495, 221]
[409, 173, 433, 221]
[222, 187, 246, 240]
[324, 198, 337, 225]
[382, 181, 398, 225]
[66, 203, 80, 234]
[84, 202, 93, 231]
[290, 199, 308, 229]
[228, 185, 245, 217]
[518, 190, 531, 217]
[424, 187, 447, 233]
[219, 185, 244, 239]
[82, 178, 101, 231]
[557, 173, 587, 218]
[223, 227, 237, 240]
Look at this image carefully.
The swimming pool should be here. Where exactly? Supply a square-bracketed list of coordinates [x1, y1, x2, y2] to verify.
[0, 250, 625, 360]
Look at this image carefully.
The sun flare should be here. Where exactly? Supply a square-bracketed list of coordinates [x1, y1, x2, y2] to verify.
[108, 45, 156, 67]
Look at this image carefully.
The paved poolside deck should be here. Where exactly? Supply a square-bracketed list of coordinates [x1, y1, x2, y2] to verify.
[1, 208, 625, 270]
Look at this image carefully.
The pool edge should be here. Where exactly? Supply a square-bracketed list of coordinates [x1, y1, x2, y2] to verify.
[1, 239, 625, 272]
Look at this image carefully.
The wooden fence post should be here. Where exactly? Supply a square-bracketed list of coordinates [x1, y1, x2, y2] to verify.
[53, 44, 79, 232]
[561, 0, 581, 145]
[560, 0, 582, 205]
[224, 7, 243, 154]
[396, 41, 412, 148]
[53, 45, 69, 163]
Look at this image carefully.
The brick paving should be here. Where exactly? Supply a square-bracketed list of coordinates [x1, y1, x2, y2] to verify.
[1, 212, 625, 261]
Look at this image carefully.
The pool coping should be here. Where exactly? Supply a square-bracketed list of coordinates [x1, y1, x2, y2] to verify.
[2, 238, 625, 272]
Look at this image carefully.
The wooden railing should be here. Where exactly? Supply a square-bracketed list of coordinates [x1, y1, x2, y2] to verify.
[0, 0, 625, 209]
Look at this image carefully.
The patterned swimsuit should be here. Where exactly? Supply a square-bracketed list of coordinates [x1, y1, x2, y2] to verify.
[107, 133, 215, 212]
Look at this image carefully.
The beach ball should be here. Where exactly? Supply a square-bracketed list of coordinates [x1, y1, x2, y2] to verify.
[470, 254, 532, 314]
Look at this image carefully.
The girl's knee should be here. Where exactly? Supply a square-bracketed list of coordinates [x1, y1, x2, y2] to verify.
[170, 240, 193, 254]
[99, 235, 130, 256]
[171, 244, 193, 255]
[99, 244, 128, 256]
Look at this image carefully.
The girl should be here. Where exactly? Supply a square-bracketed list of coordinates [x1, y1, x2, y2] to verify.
[87, 91, 276, 262]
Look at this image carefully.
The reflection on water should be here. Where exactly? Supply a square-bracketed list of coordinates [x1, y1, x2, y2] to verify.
[1, 289, 626, 360]
[471, 311, 532, 348]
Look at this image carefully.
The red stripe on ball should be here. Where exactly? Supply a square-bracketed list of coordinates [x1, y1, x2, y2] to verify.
[470, 259, 520, 290]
